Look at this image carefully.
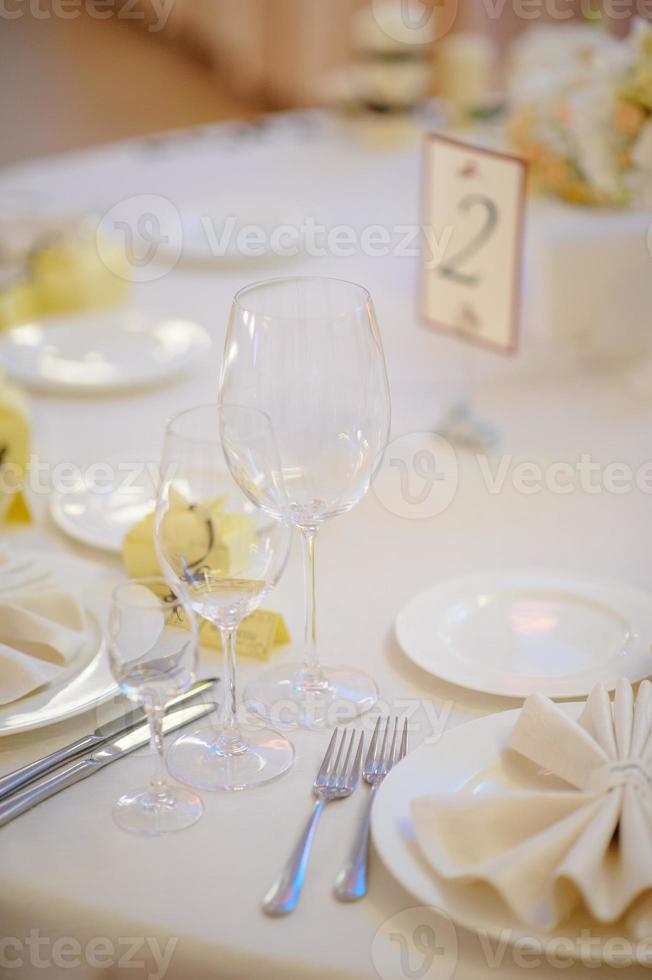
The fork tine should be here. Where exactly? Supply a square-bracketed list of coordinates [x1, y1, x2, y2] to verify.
[316, 729, 338, 783]
[377, 717, 390, 772]
[365, 716, 380, 770]
[337, 730, 356, 788]
[348, 731, 364, 785]
[329, 728, 347, 781]
[399, 718, 408, 760]
[387, 718, 398, 769]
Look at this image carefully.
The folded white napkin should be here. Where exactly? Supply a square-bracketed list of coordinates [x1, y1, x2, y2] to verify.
[412, 680, 652, 934]
[0, 590, 86, 705]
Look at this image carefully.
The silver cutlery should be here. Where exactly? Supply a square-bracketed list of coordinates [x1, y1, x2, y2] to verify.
[334, 716, 408, 901]
[0, 701, 216, 828]
[0, 676, 218, 802]
[262, 727, 364, 916]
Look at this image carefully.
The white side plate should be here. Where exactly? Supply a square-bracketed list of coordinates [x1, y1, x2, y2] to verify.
[372, 703, 651, 967]
[0, 310, 211, 394]
[395, 568, 652, 698]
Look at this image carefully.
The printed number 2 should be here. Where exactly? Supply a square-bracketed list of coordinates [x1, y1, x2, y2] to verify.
[437, 193, 498, 287]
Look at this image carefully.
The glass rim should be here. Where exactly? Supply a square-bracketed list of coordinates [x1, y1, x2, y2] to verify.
[164, 402, 274, 446]
[232, 276, 372, 321]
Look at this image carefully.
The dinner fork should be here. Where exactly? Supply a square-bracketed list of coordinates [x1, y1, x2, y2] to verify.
[262, 727, 364, 916]
[334, 716, 408, 901]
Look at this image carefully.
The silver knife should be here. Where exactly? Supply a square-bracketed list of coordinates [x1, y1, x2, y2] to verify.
[0, 701, 216, 828]
[0, 676, 219, 802]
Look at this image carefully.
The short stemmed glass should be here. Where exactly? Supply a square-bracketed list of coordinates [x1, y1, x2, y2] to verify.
[219, 276, 391, 728]
[107, 578, 203, 835]
[156, 403, 294, 791]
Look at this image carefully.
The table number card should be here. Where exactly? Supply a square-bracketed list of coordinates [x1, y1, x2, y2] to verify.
[421, 134, 527, 353]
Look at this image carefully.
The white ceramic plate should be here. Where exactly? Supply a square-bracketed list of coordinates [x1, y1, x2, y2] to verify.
[50, 468, 155, 554]
[372, 703, 650, 967]
[0, 310, 211, 394]
[395, 568, 652, 698]
[0, 548, 120, 735]
[173, 202, 308, 268]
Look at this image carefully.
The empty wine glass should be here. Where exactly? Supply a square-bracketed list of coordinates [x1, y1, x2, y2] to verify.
[107, 578, 202, 835]
[155, 403, 294, 791]
[219, 276, 391, 728]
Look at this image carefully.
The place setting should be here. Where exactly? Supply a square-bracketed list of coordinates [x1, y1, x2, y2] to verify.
[0, 268, 651, 978]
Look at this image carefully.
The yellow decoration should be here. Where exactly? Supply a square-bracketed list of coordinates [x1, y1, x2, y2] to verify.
[0, 377, 30, 524]
[4, 491, 31, 524]
[122, 500, 290, 660]
[0, 233, 131, 331]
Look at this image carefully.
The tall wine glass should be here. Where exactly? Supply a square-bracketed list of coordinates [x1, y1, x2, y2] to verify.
[219, 277, 391, 728]
[107, 578, 202, 835]
[155, 403, 294, 791]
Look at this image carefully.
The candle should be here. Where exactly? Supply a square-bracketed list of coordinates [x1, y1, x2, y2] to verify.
[438, 33, 496, 112]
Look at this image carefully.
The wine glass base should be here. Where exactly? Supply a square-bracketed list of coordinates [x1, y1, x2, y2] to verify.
[112, 785, 203, 836]
[166, 723, 295, 791]
[243, 663, 378, 730]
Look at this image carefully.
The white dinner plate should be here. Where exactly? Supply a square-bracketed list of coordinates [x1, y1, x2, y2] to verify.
[50, 463, 156, 553]
[395, 568, 652, 698]
[372, 703, 651, 967]
[0, 310, 211, 394]
[0, 547, 120, 735]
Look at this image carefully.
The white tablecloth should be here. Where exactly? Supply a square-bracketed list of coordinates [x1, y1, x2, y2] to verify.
[0, 112, 651, 980]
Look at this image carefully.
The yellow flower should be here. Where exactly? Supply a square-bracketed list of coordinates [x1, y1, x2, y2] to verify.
[612, 101, 646, 137]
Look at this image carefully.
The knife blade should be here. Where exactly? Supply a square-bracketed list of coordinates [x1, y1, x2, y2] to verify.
[0, 676, 219, 802]
[0, 701, 216, 828]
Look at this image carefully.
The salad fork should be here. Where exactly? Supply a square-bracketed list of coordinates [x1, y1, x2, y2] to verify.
[262, 727, 364, 916]
[334, 716, 408, 901]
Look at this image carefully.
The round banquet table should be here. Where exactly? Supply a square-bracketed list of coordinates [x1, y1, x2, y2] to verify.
[0, 111, 651, 980]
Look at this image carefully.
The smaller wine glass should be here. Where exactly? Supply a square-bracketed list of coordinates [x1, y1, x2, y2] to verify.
[107, 578, 203, 835]
[156, 403, 294, 791]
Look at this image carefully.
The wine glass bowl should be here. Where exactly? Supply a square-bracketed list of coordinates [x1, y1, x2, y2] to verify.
[219, 277, 391, 728]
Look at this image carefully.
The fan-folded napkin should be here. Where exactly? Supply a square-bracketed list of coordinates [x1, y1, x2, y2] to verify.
[412, 680, 652, 933]
[0, 590, 86, 705]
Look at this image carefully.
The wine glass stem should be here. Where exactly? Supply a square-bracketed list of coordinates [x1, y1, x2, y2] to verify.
[300, 525, 322, 682]
[146, 704, 169, 797]
[219, 626, 245, 753]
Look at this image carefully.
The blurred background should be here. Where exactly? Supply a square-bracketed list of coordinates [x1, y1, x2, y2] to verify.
[0, 0, 644, 166]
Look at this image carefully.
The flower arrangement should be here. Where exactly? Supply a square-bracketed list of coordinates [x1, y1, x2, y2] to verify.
[507, 21, 652, 207]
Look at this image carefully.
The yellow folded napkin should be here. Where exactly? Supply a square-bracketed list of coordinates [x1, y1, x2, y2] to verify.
[122, 503, 290, 660]
[0, 232, 130, 330]
[412, 680, 652, 933]
[0, 589, 86, 705]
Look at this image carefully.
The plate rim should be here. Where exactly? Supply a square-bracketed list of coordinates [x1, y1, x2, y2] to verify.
[0, 313, 211, 394]
[371, 702, 651, 967]
[395, 567, 652, 699]
[0, 546, 120, 735]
